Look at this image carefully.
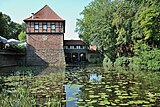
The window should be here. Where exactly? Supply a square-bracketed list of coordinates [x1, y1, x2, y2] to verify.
[77, 46, 80, 49]
[42, 25, 47, 30]
[80, 45, 83, 49]
[70, 46, 74, 49]
[74, 46, 77, 49]
[64, 46, 67, 49]
[34, 24, 39, 30]
[66, 46, 70, 49]
[51, 24, 56, 30]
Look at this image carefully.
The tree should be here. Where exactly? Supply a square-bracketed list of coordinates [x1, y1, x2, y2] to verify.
[9, 21, 23, 39]
[76, 0, 118, 63]
[76, 0, 160, 68]
[18, 31, 26, 42]
[135, 0, 160, 48]
[0, 12, 23, 39]
[0, 12, 11, 38]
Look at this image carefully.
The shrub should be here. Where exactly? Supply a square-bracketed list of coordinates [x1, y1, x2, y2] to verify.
[114, 57, 131, 67]
[18, 31, 26, 42]
[103, 56, 113, 67]
[88, 55, 102, 64]
[14, 44, 26, 52]
[133, 48, 160, 71]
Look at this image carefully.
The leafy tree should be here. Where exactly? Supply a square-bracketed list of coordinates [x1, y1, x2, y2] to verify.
[112, 0, 138, 57]
[136, 0, 160, 48]
[21, 23, 26, 32]
[76, 0, 160, 69]
[18, 31, 26, 42]
[0, 12, 11, 38]
[76, 0, 137, 62]
[76, 0, 118, 63]
[9, 21, 23, 39]
[0, 12, 23, 39]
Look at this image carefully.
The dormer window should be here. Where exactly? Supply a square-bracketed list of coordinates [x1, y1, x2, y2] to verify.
[34, 24, 39, 30]
[42, 24, 47, 30]
[51, 24, 56, 30]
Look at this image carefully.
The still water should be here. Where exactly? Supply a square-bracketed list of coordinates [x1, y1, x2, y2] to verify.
[0, 65, 160, 107]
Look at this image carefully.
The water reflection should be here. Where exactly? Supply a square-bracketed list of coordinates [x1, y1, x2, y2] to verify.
[0, 66, 160, 107]
[64, 85, 82, 107]
[64, 66, 160, 107]
[89, 73, 102, 82]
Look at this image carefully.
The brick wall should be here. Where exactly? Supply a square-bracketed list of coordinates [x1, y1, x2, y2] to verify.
[26, 34, 65, 66]
[27, 34, 63, 49]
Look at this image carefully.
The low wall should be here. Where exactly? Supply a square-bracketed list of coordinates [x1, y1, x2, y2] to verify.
[0, 51, 26, 67]
[0, 48, 66, 67]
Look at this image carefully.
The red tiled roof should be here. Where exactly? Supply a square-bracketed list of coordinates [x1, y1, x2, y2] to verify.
[64, 40, 85, 45]
[24, 5, 64, 21]
[89, 45, 97, 51]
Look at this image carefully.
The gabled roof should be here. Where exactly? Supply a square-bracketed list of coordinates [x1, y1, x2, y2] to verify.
[24, 5, 64, 21]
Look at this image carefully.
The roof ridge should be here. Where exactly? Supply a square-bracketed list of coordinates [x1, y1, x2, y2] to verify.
[24, 5, 64, 21]
[33, 5, 48, 16]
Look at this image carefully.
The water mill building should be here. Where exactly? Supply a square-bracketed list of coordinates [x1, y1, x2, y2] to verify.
[24, 5, 65, 66]
[23, 5, 102, 66]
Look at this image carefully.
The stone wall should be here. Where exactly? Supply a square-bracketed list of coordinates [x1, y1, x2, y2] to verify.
[0, 52, 26, 67]
[26, 34, 65, 66]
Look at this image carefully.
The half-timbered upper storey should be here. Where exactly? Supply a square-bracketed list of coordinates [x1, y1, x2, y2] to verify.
[24, 5, 65, 34]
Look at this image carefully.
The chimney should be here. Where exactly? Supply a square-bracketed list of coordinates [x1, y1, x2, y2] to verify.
[31, 13, 34, 19]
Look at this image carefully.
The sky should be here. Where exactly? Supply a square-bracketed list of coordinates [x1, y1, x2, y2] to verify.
[0, 0, 93, 40]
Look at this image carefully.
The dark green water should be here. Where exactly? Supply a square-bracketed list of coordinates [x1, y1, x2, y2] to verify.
[0, 66, 160, 107]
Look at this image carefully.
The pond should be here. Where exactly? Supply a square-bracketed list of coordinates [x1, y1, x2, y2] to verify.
[0, 65, 160, 107]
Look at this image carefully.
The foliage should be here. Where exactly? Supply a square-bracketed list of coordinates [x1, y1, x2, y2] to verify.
[89, 57, 99, 64]
[76, 0, 160, 70]
[9, 21, 22, 39]
[10, 44, 26, 52]
[1, 66, 160, 106]
[103, 55, 113, 67]
[0, 12, 24, 39]
[76, 0, 118, 63]
[18, 31, 26, 42]
[0, 84, 36, 107]
[76, 0, 137, 63]
[114, 57, 131, 67]
[66, 67, 160, 106]
[88, 54, 102, 64]
[133, 48, 160, 71]
[133, 0, 160, 48]
[0, 67, 64, 107]
[0, 12, 11, 38]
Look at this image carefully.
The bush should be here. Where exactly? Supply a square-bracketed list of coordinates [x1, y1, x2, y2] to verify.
[88, 55, 102, 64]
[114, 57, 131, 67]
[18, 31, 26, 42]
[14, 44, 26, 52]
[133, 48, 160, 71]
[103, 56, 113, 67]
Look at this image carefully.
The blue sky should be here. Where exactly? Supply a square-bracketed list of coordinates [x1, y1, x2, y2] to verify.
[0, 0, 93, 40]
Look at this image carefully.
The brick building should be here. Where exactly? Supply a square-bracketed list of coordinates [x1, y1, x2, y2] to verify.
[24, 5, 65, 65]
[64, 40, 102, 64]
[64, 40, 87, 63]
